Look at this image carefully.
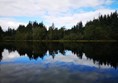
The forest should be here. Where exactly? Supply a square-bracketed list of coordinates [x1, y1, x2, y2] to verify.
[0, 11, 118, 41]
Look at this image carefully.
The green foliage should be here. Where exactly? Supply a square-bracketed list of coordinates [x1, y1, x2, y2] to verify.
[32, 26, 47, 40]
[85, 11, 118, 40]
[47, 23, 64, 40]
[84, 25, 111, 40]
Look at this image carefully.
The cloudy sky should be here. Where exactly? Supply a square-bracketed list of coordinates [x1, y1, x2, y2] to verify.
[0, 0, 118, 31]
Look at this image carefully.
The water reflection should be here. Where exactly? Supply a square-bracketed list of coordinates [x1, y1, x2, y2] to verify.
[0, 42, 118, 68]
[0, 42, 118, 83]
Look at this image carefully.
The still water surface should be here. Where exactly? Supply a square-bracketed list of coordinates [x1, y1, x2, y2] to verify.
[0, 42, 118, 83]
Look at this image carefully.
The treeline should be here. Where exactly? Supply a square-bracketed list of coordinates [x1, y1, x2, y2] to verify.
[0, 11, 118, 40]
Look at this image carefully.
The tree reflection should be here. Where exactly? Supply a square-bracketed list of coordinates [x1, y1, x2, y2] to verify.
[0, 42, 118, 68]
[0, 48, 3, 62]
[83, 43, 118, 68]
[0, 44, 4, 62]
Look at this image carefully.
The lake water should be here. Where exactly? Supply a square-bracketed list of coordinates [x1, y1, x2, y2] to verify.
[0, 42, 118, 83]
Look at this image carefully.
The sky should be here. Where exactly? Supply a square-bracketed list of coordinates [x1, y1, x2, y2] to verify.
[0, 0, 118, 31]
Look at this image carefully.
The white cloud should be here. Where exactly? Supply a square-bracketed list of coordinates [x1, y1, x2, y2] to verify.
[0, 18, 26, 31]
[0, 0, 116, 30]
[44, 8, 115, 28]
[0, 0, 113, 16]
[0, 8, 115, 30]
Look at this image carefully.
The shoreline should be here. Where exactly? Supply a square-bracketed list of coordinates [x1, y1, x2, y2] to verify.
[1, 40, 117, 43]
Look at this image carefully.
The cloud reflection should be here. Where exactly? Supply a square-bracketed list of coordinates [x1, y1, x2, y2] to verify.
[44, 50, 111, 69]
[0, 61, 118, 83]
[0, 49, 118, 83]
[2, 49, 24, 62]
[1, 49, 111, 69]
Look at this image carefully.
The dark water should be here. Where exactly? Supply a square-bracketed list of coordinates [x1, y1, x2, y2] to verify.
[0, 42, 118, 83]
